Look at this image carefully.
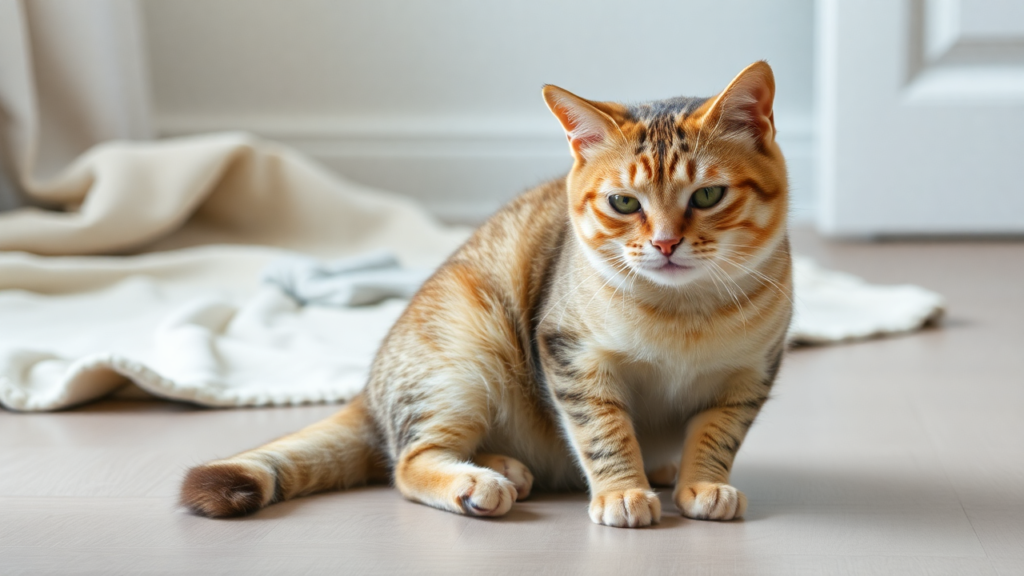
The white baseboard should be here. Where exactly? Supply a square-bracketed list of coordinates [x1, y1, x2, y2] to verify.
[157, 113, 815, 225]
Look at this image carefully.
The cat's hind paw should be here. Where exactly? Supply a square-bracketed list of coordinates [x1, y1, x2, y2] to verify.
[675, 482, 747, 520]
[456, 470, 518, 517]
[589, 488, 661, 528]
[474, 453, 534, 500]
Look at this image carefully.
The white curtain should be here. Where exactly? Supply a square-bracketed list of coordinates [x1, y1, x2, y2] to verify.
[0, 0, 151, 209]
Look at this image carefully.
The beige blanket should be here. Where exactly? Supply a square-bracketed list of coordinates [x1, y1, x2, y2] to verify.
[0, 133, 943, 411]
[0, 133, 467, 410]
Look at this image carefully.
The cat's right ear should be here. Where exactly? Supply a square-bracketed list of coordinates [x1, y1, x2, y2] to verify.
[542, 85, 622, 164]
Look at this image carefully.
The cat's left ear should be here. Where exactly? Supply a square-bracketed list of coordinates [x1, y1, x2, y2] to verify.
[542, 85, 623, 163]
[705, 61, 776, 145]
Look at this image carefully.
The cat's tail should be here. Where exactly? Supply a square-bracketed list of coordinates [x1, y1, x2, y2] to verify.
[180, 394, 386, 518]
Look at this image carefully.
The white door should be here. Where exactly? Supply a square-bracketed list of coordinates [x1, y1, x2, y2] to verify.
[816, 0, 1024, 236]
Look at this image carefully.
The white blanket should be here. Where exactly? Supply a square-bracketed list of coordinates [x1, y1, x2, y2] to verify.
[0, 134, 943, 411]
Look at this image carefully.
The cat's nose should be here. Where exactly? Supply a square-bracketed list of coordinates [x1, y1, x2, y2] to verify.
[651, 237, 682, 256]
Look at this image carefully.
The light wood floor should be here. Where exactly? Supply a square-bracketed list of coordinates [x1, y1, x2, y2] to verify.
[3, 230, 1023, 575]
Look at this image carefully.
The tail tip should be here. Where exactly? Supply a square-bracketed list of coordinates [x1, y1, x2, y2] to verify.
[180, 462, 269, 518]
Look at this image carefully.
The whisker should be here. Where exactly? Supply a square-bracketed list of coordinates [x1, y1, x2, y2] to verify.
[710, 259, 762, 324]
[604, 257, 642, 329]
[702, 259, 748, 329]
[715, 254, 794, 307]
[575, 253, 629, 326]
[536, 260, 608, 327]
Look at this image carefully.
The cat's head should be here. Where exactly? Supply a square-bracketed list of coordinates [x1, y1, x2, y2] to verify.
[543, 61, 788, 289]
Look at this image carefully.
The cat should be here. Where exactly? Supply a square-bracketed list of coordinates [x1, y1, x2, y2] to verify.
[180, 61, 792, 528]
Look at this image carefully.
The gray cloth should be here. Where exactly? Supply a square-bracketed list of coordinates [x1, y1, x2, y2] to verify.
[262, 251, 434, 307]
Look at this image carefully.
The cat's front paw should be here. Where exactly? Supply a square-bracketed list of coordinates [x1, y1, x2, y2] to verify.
[589, 488, 661, 528]
[675, 482, 747, 520]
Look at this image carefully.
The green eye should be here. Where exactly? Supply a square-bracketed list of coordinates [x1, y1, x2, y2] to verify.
[609, 194, 641, 214]
[691, 186, 725, 209]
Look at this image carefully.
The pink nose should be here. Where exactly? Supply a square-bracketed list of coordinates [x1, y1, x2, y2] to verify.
[651, 237, 682, 256]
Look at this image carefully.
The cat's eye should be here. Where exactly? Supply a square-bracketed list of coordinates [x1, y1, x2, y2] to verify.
[691, 186, 725, 209]
[609, 194, 641, 214]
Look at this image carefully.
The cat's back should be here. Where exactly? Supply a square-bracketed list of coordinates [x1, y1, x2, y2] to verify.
[365, 178, 574, 465]
[419, 177, 571, 328]
[456, 177, 568, 287]
[391, 176, 569, 327]
[369, 178, 568, 375]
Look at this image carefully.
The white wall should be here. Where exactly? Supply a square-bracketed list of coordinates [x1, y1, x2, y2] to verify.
[140, 0, 815, 224]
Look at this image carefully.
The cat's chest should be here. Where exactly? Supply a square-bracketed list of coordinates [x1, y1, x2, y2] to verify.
[589, 308, 754, 405]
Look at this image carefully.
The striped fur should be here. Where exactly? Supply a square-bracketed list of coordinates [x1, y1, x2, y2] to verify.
[181, 61, 793, 528]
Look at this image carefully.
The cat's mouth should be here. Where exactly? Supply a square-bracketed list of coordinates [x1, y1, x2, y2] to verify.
[655, 261, 695, 273]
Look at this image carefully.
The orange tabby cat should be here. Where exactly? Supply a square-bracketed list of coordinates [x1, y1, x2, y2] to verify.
[181, 61, 792, 528]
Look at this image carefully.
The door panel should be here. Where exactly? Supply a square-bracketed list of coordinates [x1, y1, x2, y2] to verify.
[817, 0, 1024, 235]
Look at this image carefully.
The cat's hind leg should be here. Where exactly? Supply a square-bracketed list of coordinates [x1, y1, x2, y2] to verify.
[393, 421, 520, 517]
[473, 453, 534, 500]
[180, 394, 386, 518]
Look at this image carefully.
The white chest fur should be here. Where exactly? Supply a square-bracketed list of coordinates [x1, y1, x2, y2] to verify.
[591, 303, 763, 419]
